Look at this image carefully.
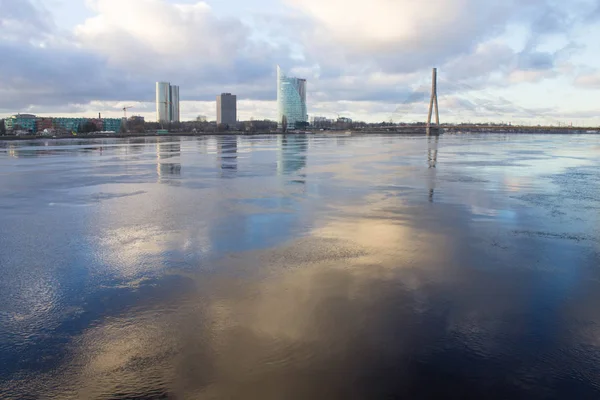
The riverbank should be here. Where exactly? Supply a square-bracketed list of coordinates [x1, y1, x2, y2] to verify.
[0, 131, 338, 141]
[0, 132, 241, 141]
[1, 128, 598, 141]
[0, 131, 366, 141]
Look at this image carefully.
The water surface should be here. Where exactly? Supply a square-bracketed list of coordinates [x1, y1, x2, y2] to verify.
[1, 134, 600, 399]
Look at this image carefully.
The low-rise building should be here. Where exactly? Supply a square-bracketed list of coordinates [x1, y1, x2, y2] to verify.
[5, 114, 37, 133]
[52, 117, 89, 133]
[89, 119, 104, 131]
[4, 115, 122, 134]
[103, 118, 122, 132]
[311, 116, 334, 129]
[36, 118, 54, 132]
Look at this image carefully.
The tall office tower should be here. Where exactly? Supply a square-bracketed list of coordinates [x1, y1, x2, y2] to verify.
[156, 82, 170, 123]
[170, 85, 180, 123]
[277, 65, 307, 130]
[156, 82, 180, 123]
[216, 93, 237, 126]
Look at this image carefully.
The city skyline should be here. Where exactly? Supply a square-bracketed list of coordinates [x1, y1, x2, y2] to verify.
[1, 0, 600, 125]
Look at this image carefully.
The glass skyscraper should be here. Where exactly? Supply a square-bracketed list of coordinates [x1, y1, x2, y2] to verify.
[277, 66, 307, 129]
[170, 85, 180, 123]
[156, 82, 180, 123]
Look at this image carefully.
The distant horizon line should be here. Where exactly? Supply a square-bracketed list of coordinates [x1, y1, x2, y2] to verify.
[2, 114, 598, 129]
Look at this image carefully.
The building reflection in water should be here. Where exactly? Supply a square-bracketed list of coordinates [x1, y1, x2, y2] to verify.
[127, 138, 146, 155]
[5, 141, 107, 158]
[216, 136, 238, 177]
[427, 136, 439, 202]
[196, 136, 209, 155]
[277, 134, 308, 184]
[156, 139, 182, 184]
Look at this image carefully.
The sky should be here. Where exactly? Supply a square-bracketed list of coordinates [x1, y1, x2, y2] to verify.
[1, 0, 600, 124]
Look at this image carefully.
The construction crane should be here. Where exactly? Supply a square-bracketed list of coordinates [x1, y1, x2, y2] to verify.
[122, 106, 134, 119]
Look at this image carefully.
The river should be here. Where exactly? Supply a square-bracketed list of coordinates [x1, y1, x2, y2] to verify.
[1, 134, 599, 399]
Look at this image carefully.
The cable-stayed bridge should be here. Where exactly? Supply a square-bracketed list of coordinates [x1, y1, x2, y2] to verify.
[376, 68, 599, 134]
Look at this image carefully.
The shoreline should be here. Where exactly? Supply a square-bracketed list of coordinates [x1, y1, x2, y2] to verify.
[0, 131, 395, 141]
[0, 129, 599, 141]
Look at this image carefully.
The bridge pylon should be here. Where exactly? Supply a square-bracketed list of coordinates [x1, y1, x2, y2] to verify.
[427, 68, 441, 136]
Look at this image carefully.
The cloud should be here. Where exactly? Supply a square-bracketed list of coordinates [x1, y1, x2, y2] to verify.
[0, 41, 149, 111]
[308, 1, 590, 73]
[444, 41, 516, 81]
[76, 1, 245, 68]
[278, 0, 582, 113]
[507, 69, 555, 84]
[574, 72, 600, 88]
[286, 0, 512, 53]
[74, 0, 295, 94]
[307, 70, 428, 104]
[0, 0, 54, 40]
[585, 0, 600, 21]
[283, 0, 565, 75]
[517, 51, 555, 70]
[0, 0, 298, 114]
[0, 0, 598, 122]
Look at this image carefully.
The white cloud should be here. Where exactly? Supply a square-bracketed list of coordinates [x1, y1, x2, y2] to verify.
[507, 69, 556, 84]
[286, 0, 512, 52]
[75, 0, 248, 69]
[574, 72, 600, 88]
[443, 41, 516, 82]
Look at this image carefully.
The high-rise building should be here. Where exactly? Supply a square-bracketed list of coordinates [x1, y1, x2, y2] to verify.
[216, 93, 237, 127]
[277, 66, 307, 130]
[170, 85, 180, 123]
[156, 82, 180, 123]
[156, 82, 170, 123]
